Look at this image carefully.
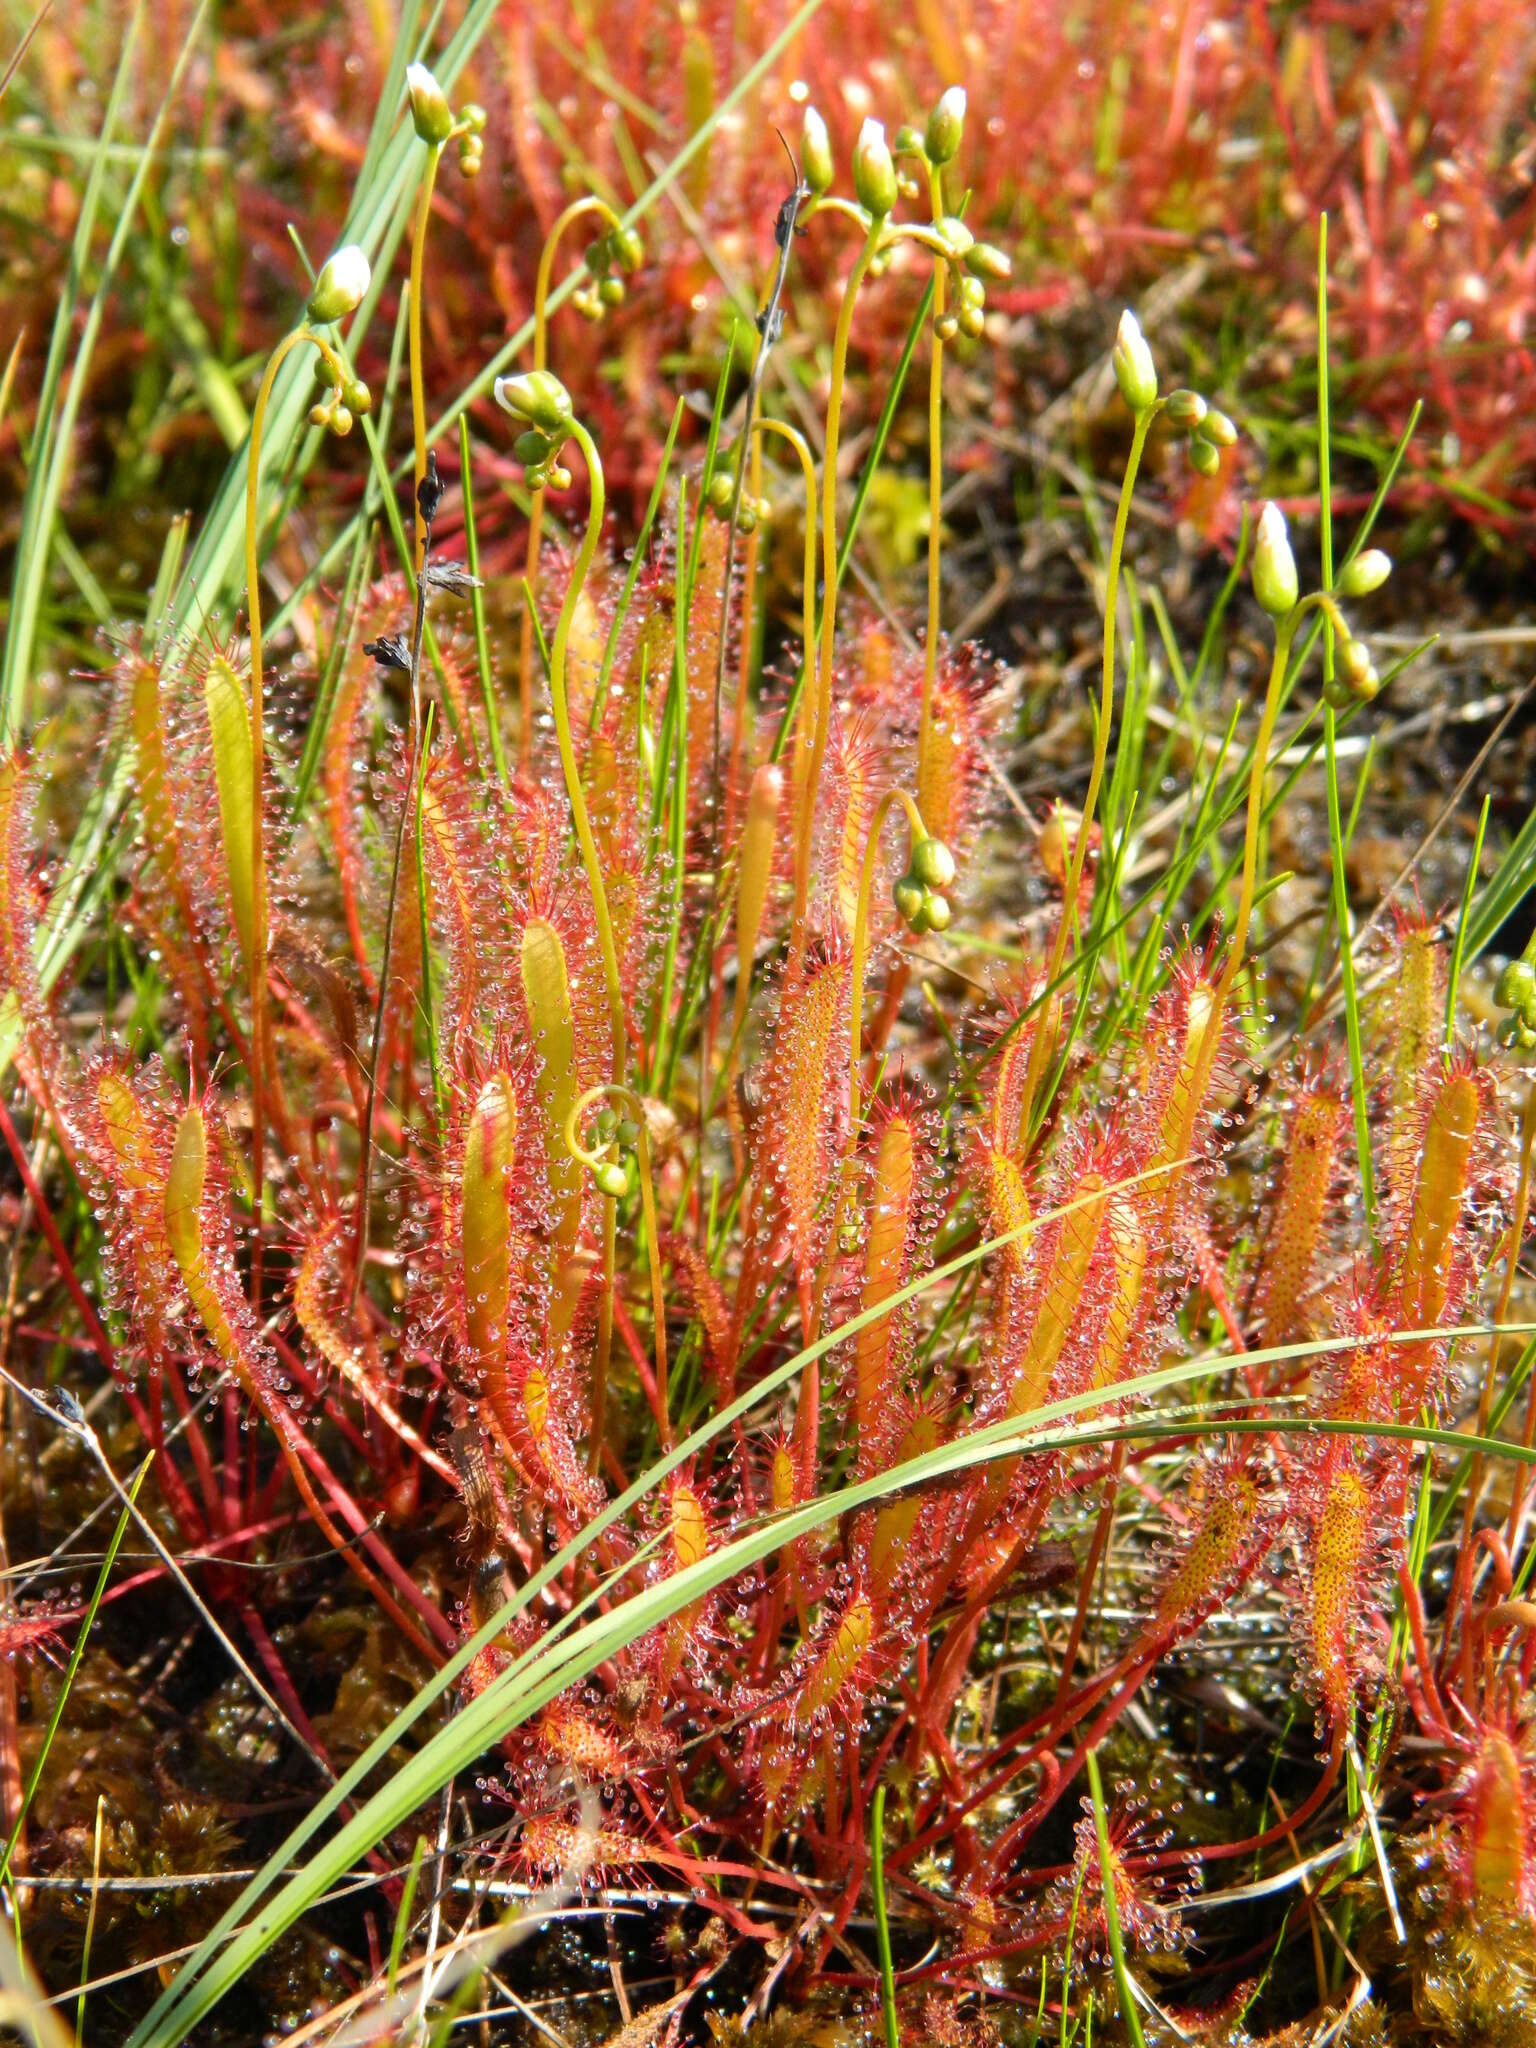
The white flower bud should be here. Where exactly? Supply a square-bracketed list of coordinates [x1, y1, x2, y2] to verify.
[852, 118, 897, 217]
[801, 106, 834, 195]
[1111, 308, 1158, 414]
[307, 245, 371, 325]
[925, 86, 966, 166]
[1338, 548, 1392, 598]
[1253, 502, 1300, 618]
[406, 62, 454, 146]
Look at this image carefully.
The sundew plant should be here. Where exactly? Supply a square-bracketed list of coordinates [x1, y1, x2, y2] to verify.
[3, 17, 1536, 2048]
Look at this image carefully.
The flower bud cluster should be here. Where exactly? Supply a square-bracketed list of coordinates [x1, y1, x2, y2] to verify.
[573, 223, 644, 323]
[893, 835, 956, 935]
[587, 1101, 642, 1200]
[799, 93, 1010, 342]
[495, 370, 576, 492]
[1163, 385, 1237, 477]
[706, 468, 772, 537]
[1495, 949, 1536, 1052]
[1251, 503, 1390, 706]
[306, 332, 372, 438]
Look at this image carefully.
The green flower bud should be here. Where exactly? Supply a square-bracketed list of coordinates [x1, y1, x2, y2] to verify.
[595, 1162, 628, 1200]
[546, 462, 572, 492]
[330, 402, 353, 437]
[343, 376, 372, 416]
[852, 117, 897, 217]
[1497, 960, 1536, 1011]
[707, 471, 736, 516]
[935, 219, 973, 265]
[964, 241, 1012, 282]
[1323, 669, 1355, 712]
[911, 835, 956, 889]
[307, 244, 371, 325]
[612, 224, 644, 274]
[1200, 408, 1238, 448]
[893, 123, 925, 158]
[924, 891, 952, 933]
[462, 102, 488, 135]
[957, 274, 986, 310]
[599, 274, 625, 308]
[1338, 548, 1392, 598]
[1165, 389, 1207, 427]
[457, 138, 483, 178]
[495, 369, 574, 437]
[406, 63, 455, 147]
[893, 873, 924, 927]
[513, 429, 554, 464]
[736, 501, 758, 536]
[801, 106, 834, 196]
[1188, 436, 1221, 478]
[925, 85, 966, 166]
[934, 310, 960, 343]
[309, 401, 333, 430]
[1111, 308, 1157, 414]
[1252, 501, 1299, 618]
[574, 287, 603, 321]
[958, 303, 985, 339]
[1340, 638, 1373, 692]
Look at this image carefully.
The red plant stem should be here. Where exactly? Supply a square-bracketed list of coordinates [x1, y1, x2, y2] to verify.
[1399, 1563, 1454, 1740]
[242, 1603, 335, 1774]
[0, 1095, 212, 1545]
[611, 1295, 666, 1442]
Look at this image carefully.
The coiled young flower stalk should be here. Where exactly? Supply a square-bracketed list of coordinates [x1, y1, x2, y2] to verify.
[495, 370, 627, 1086]
[517, 195, 642, 766]
[244, 244, 372, 1294]
[565, 1082, 670, 1451]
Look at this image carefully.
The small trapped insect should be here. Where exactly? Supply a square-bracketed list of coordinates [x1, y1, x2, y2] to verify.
[758, 131, 811, 346]
[362, 633, 412, 672]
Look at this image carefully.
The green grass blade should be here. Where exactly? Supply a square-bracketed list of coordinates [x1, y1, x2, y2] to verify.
[1086, 1747, 1148, 2048]
[1, 3, 145, 741]
[872, 1783, 900, 2048]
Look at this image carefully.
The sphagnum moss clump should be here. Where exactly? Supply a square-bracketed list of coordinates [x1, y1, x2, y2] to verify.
[1, 48, 1532, 2048]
